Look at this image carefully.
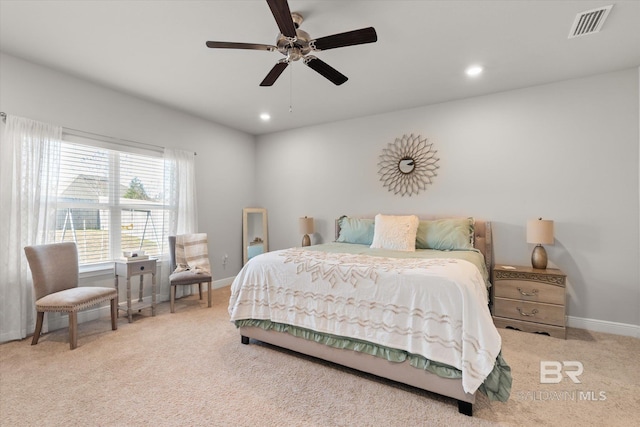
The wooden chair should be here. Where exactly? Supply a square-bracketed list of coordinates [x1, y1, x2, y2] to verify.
[24, 242, 118, 350]
[168, 235, 212, 313]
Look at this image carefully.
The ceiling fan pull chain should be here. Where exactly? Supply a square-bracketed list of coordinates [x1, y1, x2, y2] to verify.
[289, 64, 293, 113]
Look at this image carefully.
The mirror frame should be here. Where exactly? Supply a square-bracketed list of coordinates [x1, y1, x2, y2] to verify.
[242, 208, 268, 265]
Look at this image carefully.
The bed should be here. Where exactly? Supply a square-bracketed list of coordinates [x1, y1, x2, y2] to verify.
[229, 215, 511, 416]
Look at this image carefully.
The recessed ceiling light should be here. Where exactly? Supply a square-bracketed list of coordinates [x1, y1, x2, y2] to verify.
[260, 113, 271, 121]
[465, 65, 483, 77]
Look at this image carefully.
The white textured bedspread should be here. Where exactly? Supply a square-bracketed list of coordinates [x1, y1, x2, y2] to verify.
[229, 247, 502, 394]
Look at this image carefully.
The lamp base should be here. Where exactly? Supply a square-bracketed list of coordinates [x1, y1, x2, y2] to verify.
[302, 234, 311, 247]
[531, 244, 548, 269]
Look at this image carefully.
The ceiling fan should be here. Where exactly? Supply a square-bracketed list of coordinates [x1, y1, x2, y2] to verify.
[205, 0, 378, 86]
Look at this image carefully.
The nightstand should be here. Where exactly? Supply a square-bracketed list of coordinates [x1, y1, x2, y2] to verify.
[114, 258, 157, 323]
[492, 265, 566, 339]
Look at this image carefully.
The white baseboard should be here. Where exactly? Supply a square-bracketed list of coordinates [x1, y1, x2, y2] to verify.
[155, 276, 234, 301]
[213, 276, 234, 289]
[567, 316, 640, 338]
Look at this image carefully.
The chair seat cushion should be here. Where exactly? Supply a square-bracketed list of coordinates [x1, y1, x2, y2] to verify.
[36, 287, 117, 313]
[170, 270, 212, 286]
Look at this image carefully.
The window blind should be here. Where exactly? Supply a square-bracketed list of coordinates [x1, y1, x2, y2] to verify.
[56, 140, 170, 265]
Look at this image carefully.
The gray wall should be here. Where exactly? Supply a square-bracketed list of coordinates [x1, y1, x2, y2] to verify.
[2, 51, 638, 333]
[0, 52, 255, 283]
[255, 68, 640, 330]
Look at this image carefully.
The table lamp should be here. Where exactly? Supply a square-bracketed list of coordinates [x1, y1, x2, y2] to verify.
[526, 218, 554, 269]
[299, 216, 315, 247]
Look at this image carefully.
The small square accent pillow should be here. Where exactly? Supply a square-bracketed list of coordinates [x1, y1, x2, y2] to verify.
[370, 214, 420, 252]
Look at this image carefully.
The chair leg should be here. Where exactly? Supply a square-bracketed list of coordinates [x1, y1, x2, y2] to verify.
[207, 281, 212, 307]
[198, 283, 203, 300]
[69, 311, 78, 350]
[170, 285, 176, 313]
[32, 312, 44, 345]
[110, 298, 118, 330]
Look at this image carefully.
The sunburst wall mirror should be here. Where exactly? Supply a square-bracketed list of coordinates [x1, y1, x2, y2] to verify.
[378, 134, 439, 197]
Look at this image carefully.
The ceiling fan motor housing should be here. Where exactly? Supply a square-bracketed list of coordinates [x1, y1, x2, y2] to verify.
[276, 27, 311, 61]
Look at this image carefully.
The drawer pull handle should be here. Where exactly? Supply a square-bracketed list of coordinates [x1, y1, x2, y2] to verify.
[517, 287, 538, 297]
[517, 307, 539, 317]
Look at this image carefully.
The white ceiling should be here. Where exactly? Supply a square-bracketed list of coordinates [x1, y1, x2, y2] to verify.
[1, 1, 639, 135]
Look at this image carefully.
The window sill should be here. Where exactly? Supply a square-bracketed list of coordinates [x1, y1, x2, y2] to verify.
[79, 262, 115, 279]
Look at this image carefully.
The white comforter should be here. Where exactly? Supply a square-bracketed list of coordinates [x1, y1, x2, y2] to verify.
[229, 247, 502, 394]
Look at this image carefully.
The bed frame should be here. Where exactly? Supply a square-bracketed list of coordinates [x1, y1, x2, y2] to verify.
[239, 217, 493, 416]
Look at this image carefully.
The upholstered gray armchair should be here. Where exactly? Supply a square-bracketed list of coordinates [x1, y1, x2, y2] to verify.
[24, 242, 118, 349]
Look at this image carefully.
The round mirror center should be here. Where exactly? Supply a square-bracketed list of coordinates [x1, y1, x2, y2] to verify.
[398, 157, 415, 174]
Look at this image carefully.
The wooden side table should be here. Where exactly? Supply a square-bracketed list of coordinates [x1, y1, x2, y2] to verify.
[114, 258, 157, 323]
[492, 265, 567, 339]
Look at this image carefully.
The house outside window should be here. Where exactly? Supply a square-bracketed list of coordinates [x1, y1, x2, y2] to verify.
[56, 137, 171, 266]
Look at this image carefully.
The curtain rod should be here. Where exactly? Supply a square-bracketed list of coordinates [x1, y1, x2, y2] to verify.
[0, 111, 196, 156]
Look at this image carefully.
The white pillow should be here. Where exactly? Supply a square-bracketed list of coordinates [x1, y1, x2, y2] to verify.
[370, 214, 420, 252]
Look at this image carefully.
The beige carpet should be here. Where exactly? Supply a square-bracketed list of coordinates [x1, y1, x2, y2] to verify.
[1, 286, 638, 427]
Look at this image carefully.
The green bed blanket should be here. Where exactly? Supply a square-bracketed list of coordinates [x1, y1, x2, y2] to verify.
[235, 318, 511, 402]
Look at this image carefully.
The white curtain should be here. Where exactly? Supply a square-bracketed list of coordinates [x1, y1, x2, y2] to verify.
[163, 148, 198, 297]
[165, 148, 198, 235]
[0, 115, 62, 342]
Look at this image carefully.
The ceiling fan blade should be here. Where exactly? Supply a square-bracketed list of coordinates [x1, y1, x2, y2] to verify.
[304, 56, 348, 86]
[206, 41, 276, 51]
[266, 0, 297, 39]
[260, 61, 289, 86]
[311, 27, 378, 51]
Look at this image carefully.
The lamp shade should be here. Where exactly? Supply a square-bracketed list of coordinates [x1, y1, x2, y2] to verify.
[526, 219, 554, 245]
[299, 217, 315, 235]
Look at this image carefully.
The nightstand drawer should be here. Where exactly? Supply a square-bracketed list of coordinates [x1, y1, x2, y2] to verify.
[493, 297, 565, 327]
[115, 259, 157, 277]
[492, 317, 566, 339]
[493, 279, 564, 305]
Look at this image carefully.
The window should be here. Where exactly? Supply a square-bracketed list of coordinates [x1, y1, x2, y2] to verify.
[56, 139, 171, 266]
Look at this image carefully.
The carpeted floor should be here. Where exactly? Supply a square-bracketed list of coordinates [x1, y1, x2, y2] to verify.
[1, 286, 638, 427]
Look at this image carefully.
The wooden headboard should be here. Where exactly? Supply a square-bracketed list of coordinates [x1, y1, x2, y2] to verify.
[335, 216, 493, 273]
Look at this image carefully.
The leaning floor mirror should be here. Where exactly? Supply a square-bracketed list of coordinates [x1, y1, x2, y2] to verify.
[242, 208, 268, 265]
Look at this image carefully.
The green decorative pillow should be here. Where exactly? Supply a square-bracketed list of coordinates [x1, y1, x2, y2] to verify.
[415, 217, 474, 250]
[337, 217, 375, 245]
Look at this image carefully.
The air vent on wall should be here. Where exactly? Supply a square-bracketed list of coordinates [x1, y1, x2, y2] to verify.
[569, 5, 613, 38]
